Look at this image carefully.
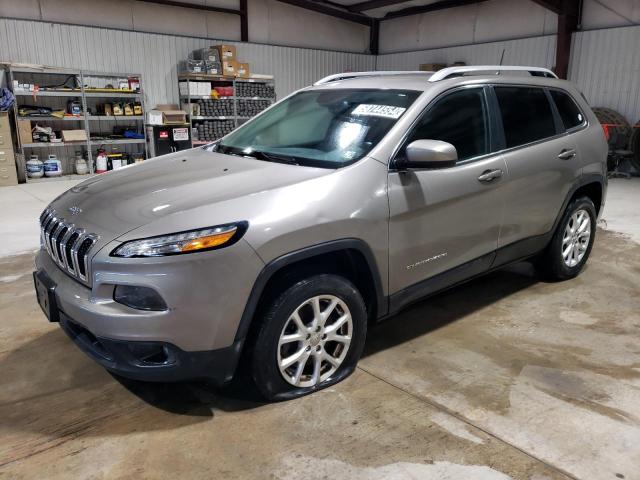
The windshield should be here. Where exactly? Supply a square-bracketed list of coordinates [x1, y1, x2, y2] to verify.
[216, 88, 420, 168]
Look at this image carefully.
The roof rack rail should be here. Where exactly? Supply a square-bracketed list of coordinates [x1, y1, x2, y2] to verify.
[428, 65, 558, 82]
[314, 71, 428, 85]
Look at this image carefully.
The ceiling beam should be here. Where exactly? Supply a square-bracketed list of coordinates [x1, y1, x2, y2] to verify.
[348, 0, 410, 13]
[531, 1, 581, 79]
[530, 0, 579, 16]
[274, 0, 372, 25]
[369, 18, 380, 54]
[239, 0, 248, 41]
[381, 0, 488, 21]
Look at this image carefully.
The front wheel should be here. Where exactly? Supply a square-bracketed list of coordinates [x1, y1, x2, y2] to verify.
[250, 274, 367, 401]
[537, 196, 597, 280]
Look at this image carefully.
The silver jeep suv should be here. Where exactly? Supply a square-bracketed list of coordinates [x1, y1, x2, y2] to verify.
[33, 66, 607, 400]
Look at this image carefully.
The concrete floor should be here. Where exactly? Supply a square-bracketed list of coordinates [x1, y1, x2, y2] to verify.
[1, 178, 639, 479]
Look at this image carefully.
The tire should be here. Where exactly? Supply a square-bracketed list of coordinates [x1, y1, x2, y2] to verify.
[537, 196, 597, 281]
[250, 274, 367, 401]
[593, 107, 632, 151]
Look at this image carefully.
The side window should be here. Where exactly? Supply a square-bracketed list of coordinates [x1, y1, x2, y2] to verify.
[494, 86, 557, 148]
[550, 89, 584, 130]
[402, 88, 490, 161]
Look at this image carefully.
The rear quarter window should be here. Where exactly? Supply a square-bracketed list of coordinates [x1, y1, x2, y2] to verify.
[550, 89, 585, 130]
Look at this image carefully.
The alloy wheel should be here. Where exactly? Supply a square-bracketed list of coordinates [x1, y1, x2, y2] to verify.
[562, 208, 591, 267]
[277, 295, 353, 388]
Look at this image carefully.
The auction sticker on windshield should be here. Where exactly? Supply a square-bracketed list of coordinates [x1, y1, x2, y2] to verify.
[352, 104, 406, 119]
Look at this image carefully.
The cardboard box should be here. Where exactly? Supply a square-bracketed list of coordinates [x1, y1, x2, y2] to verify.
[237, 62, 251, 78]
[162, 111, 187, 124]
[152, 104, 187, 125]
[222, 60, 239, 77]
[179, 81, 199, 96]
[197, 82, 212, 96]
[147, 110, 163, 125]
[419, 63, 446, 72]
[17, 119, 33, 145]
[216, 44, 237, 61]
[62, 130, 87, 142]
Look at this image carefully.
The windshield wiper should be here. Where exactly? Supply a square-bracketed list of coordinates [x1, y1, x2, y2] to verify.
[246, 150, 300, 166]
[217, 144, 300, 165]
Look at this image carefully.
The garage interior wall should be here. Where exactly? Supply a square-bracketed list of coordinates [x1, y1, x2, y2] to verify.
[0, 18, 375, 109]
[1, 0, 640, 123]
[377, 0, 640, 123]
[0, 0, 371, 53]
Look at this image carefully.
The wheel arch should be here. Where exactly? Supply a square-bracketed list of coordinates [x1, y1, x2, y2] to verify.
[234, 239, 387, 344]
[552, 174, 604, 235]
[570, 179, 603, 216]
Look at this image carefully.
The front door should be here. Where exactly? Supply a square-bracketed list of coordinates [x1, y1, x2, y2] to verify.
[388, 86, 507, 299]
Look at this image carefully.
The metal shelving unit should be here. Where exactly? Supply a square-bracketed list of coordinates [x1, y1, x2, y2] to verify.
[4, 64, 147, 182]
[178, 73, 276, 147]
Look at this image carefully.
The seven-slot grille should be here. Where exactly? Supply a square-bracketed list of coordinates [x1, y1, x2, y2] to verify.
[40, 209, 97, 284]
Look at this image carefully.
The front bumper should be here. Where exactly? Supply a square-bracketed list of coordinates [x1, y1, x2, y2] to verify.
[34, 236, 264, 382]
[58, 312, 242, 383]
[34, 238, 263, 352]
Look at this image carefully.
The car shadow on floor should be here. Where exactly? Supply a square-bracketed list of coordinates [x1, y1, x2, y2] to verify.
[112, 370, 267, 415]
[116, 261, 540, 414]
[362, 262, 539, 359]
[1, 261, 539, 428]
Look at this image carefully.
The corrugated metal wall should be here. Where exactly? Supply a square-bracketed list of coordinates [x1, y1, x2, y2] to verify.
[377, 26, 640, 124]
[570, 25, 640, 124]
[1, 18, 639, 125]
[376, 35, 557, 71]
[0, 18, 375, 108]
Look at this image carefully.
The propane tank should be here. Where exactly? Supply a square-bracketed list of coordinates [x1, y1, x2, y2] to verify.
[74, 152, 88, 175]
[95, 149, 108, 173]
[44, 154, 62, 177]
[26, 155, 44, 178]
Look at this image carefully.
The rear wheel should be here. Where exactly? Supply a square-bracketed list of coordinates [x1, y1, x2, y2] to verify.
[250, 274, 367, 401]
[537, 196, 596, 280]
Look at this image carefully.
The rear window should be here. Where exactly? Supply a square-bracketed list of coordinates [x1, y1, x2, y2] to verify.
[494, 86, 557, 148]
[550, 89, 584, 130]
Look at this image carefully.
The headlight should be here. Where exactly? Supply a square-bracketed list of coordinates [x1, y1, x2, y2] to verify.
[111, 222, 247, 258]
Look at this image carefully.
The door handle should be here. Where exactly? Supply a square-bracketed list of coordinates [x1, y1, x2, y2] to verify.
[478, 169, 503, 183]
[558, 149, 576, 160]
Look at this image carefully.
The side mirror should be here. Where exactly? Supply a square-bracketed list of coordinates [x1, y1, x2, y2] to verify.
[402, 140, 458, 169]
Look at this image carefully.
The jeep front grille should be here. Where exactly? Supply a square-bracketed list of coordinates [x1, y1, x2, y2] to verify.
[40, 208, 97, 284]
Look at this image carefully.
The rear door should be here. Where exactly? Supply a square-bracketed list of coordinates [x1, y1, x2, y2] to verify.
[492, 85, 582, 248]
[388, 86, 507, 296]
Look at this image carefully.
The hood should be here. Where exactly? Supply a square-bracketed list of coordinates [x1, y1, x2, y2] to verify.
[49, 148, 331, 241]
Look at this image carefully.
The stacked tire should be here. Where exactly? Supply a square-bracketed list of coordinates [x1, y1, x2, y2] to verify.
[593, 107, 632, 151]
[592, 107, 633, 172]
[236, 99, 271, 118]
[195, 119, 235, 142]
[197, 98, 234, 117]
